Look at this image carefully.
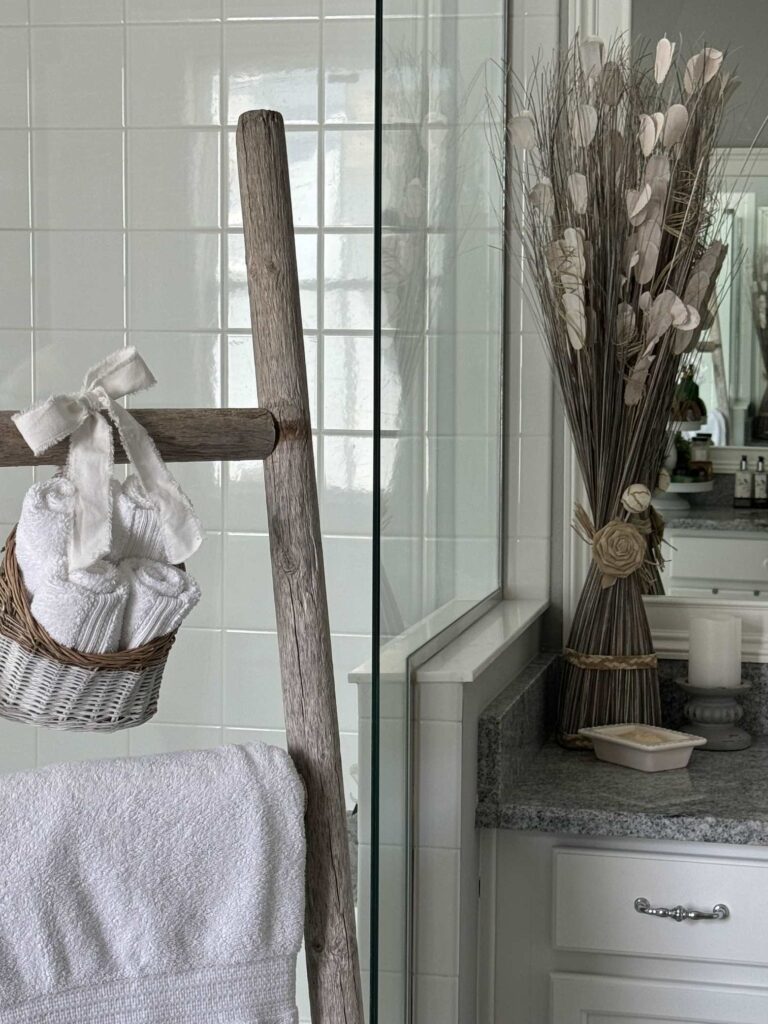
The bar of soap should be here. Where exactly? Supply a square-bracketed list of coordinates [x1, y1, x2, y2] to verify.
[616, 727, 667, 746]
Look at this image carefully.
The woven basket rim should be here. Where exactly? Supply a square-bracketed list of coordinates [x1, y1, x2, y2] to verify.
[0, 528, 177, 671]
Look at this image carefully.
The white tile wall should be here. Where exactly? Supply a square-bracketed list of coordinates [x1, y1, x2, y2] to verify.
[0, 4, 374, 833]
[0, 9, 376, 1022]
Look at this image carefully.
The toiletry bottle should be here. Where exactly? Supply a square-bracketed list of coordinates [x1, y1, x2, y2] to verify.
[754, 456, 768, 509]
[734, 455, 753, 509]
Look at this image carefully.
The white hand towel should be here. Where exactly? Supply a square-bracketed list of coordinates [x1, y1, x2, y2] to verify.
[15, 477, 75, 596]
[31, 560, 129, 653]
[120, 558, 200, 648]
[0, 742, 306, 1024]
[112, 474, 167, 562]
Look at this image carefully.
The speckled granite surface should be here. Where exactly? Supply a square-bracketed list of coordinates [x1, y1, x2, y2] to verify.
[477, 655, 768, 844]
[476, 653, 558, 826]
[480, 739, 768, 845]
[665, 508, 768, 532]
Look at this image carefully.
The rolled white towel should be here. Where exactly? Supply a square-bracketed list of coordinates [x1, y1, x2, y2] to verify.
[31, 560, 129, 653]
[120, 558, 201, 649]
[112, 474, 167, 562]
[15, 477, 76, 597]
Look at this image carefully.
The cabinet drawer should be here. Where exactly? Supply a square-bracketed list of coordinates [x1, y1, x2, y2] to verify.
[551, 973, 768, 1023]
[669, 535, 768, 588]
[554, 847, 768, 966]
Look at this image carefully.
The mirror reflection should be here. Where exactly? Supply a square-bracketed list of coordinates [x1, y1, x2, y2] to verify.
[628, 3, 768, 599]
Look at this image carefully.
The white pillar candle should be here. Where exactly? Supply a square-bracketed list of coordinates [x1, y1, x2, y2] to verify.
[688, 615, 742, 689]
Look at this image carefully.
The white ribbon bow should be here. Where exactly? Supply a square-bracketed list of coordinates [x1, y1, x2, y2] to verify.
[13, 347, 203, 571]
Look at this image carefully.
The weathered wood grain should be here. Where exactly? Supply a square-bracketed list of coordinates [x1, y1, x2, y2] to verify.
[237, 109, 364, 1024]
[0, 408, 277, 466]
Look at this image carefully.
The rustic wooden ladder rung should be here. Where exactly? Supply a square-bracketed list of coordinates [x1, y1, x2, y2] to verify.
[0, 110, 363, 1024]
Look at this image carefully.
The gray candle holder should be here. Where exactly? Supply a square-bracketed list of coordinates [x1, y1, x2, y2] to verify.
[677, 680, 751, 751]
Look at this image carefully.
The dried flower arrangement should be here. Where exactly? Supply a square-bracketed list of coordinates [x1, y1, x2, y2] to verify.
[752, 244, 768, 439]
[499, 36, 737, 746]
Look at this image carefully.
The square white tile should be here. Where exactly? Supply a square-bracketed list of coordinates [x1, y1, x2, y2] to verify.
[415, 975, 459, 1024]
[228, 129, 318, 229]
[184, 531, 223, 629]
[226, 460, 267, 534]
[417, 682, 463, 723]
[512, 536, 550, 600]
[323, 233, 373, 331]
[324, 536, 373, 636]
[128, 724, 223, 757]
[225, 0, 319, 15]
[126, 0, 221, 19]
[0, 331, 31, 408]
[168, 461, 223, 533]
[33, 331, 125, 398]
[0, 132, 29, 228]
[127, 24, 221, 126]
[324, 130, 374, 227]
[222, 726, 286, 749]
[330, 634, 365, 734]
[37, 729, 130, 767]
[228, 231, 317, 331]
[128, 232, 220, 331]
[225, 20, 320, 125]
[33, 130, 124, 229]
[30, 0, 123, 22]
[0, 232, 31, 327]
[0, 1, 27, 24]
[223, 533, 276, 631]
[154, 628, 223, 726]
[0, 718, 36, 773]
[223, 630, 284, 729]
[0, 28, 29, 126]
[0, 466, 33, 523]
[517, 435, 552, 539]
[321, 434, 373, 537]
[415, 847, 460, 976]
[323, 334, 374, 431]
[323, 19, 375, 124]
[417, 720, 461, 848]
[128, 130, 220, 229]
[34, 231, 124, 330]
[30, 27, 123, 128]
[510, 13, 558, 88]
[519, 332, 553, 436]
[128, 332, 222, 407]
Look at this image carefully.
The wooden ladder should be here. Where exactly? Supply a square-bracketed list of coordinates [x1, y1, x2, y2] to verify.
[0, 110, 364, 1024]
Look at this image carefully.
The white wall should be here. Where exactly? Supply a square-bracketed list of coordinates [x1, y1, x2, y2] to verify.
[0, 1, 373, 814]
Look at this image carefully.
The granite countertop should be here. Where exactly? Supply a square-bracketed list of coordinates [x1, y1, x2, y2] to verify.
[665, 508, 768, 533]
[482, 738, 768, 845]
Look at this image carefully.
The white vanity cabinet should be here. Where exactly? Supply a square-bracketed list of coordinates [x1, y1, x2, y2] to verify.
[481, 832, 768, 1024]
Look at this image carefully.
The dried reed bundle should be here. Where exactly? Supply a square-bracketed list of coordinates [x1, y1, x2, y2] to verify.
[499, 36, 736, 745]
[752, 248, 768, 439]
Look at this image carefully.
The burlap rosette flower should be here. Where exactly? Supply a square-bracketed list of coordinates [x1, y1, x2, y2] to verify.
[591, 518, 646, 588]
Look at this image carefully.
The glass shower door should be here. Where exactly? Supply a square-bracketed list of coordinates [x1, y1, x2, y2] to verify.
[364, 1, 507, 1020]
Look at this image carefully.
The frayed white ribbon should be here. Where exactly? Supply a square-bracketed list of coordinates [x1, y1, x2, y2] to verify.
[13, 347, 203, 570]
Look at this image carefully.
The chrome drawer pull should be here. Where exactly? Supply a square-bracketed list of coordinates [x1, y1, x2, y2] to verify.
[634, 897, 729, 922]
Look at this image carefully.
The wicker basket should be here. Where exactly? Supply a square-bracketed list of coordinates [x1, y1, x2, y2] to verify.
[0, 529, 178, 732]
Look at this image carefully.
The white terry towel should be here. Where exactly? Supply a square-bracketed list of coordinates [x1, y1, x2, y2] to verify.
[15, 477, 76, 596]
[112, 474, 166, 562]
[0, 743, 306, 1024]
[120, 558, 201, 648]
[30, 560, 129, 653]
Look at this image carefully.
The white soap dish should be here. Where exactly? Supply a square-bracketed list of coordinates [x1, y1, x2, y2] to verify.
[578, 724, 706, 773]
